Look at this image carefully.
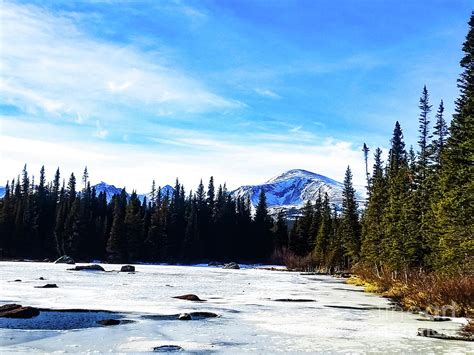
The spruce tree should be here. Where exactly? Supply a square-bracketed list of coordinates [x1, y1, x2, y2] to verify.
[124, 191, 142, 261]
[150, 180, 156, 207]
[434, 12, 474, 273]
[417, 85, 432, 179]
[254, 189, 273, 260]
[340, 166, 360, 268]
[415, 87, 435, 267]
[294, 200, 313, 255]
[106, 190, 127, 262]
[314, 193, 331, 265]
[82, 166, 89, 191]
[273, 211, 288, 251]
[67, 173, 76, 204]
[431, 100, 448, 167]
[308, 191, 322, 251]
[362, 143, 370, 190]
[360, 148, 386, 271]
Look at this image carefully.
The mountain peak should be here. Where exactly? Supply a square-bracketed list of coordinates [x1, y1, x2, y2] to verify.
[266, 169, 341, 186]
[232, 168, 360, 218]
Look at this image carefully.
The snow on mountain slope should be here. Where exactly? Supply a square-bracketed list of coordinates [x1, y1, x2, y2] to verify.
[232, 169, 364, 217]
[93, 182, 174, 203]
[93, 182, 123, 202]
[0, 186, 5, 199]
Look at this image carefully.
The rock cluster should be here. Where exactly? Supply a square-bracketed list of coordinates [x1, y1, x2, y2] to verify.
[0, 304, 40, 319]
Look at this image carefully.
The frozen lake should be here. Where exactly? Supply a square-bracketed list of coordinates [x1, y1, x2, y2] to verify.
[0, 262, 472, 353]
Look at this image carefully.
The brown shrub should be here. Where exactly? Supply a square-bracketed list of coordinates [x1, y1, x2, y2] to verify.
[352, 265, 474, 317]
[273, 248, 319, 272]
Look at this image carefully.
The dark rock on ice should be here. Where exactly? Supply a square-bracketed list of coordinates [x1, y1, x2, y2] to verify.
[417, 328, 473, 341]
[35, 284, 58, 288]
[0, 304, 40, 319]
[120, 265, 135, 272]
[69, 264, 105, 271]
[173, 294, 205, 302]
[0, 304, 22, 312]
[153, 345, 184, 352]
[178, 313, 191, 320]
[417, 315, 451, 322]
[189, 311, 218, 319]
[97, 319, 121, 326]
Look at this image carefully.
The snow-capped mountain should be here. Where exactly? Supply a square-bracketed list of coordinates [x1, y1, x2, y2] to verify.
[0, 181, 174, 203]
[93, 182, 174, 203]
[93, 182, 123, 202]
[232, 169, 364, 218]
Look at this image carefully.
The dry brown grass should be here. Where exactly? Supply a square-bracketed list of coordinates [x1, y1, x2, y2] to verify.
[272, 249, 319, 272]
[352, 265, 474, 318]
[462, 319, 474, 336]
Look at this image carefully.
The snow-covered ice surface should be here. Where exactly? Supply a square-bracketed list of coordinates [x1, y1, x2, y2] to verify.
[0, 262, 472, 353]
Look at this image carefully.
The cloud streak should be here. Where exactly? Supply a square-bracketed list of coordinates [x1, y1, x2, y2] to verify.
[0, 119, 370, 192]
[0, 1, 240, 126]
[254, 88, 282, 99]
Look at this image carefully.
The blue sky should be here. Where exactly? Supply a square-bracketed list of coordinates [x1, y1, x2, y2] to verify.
[0, 0, 471, 191]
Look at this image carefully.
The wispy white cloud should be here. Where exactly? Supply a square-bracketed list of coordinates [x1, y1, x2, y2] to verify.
[0, 1, 240, 126]
[0, 119, 369, 191]
[93, 120, 108, 139]
[254, 88, 282, 99]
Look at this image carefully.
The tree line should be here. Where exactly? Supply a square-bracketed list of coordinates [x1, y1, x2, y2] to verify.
[359, 13, 473, 275]
[289, 13, 473, 275]
[0, 168, 280, 263]
[1, 13, 472, 273]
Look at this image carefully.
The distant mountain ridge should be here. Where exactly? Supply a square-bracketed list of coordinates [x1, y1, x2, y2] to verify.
[0, 169, 364, 217]
[92, 182, 174, 203]
[232, 169, 364, 218]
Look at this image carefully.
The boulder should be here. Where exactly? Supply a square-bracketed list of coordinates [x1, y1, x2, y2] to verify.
[97, 319, 121, 326]
[35, 283, 58, 288]
[172, 294, 205, 302]
[223, 262, 240, 270]
[418, 328, 439, 337]
[0, 304, 40, 319]
[188, 311, 218, 319]
[0, 304, 22, 312]
[13, 279, 21, 282]
[417, 328, 473, 341]
[178, 313, 191, 320]
[153, 345, 184, 352]
[39, 277, 46, 280]
[54, 255, 75, 264]
[120, 265, 135, 272]
[69, 264, 105, 271]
